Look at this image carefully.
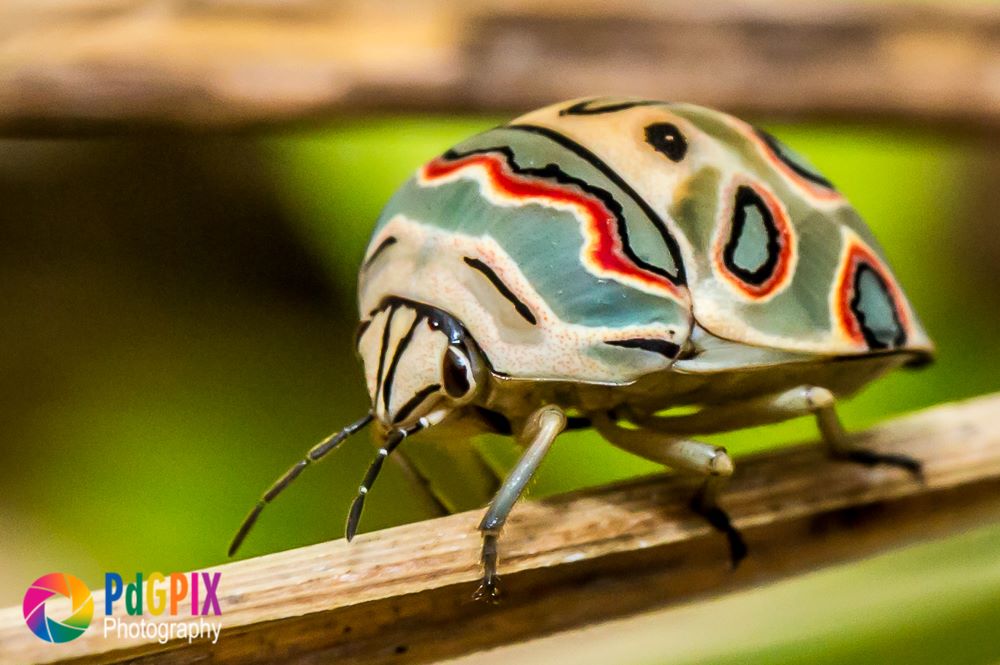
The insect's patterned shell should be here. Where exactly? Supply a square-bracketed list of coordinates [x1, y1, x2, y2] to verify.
[359, 98, 932, 385]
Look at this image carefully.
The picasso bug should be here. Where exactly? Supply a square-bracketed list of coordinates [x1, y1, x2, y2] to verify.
[230, 98, 933, 600]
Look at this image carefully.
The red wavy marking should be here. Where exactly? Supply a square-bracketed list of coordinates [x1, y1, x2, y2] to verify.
[421, 153, 684, 299]
[835, 238, 910, 346]
[714, 181, 796, 300]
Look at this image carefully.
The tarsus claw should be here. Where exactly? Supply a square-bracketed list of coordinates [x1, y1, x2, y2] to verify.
[842, 449, 924, 482]
[473, 576, 502, 604]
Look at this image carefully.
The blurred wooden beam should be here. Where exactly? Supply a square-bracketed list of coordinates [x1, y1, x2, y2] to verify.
[2, 392, 1000, 664]
[0, 1, 998, 134]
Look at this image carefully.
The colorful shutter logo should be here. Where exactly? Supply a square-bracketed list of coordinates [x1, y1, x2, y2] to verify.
[22, 573, 94, 643]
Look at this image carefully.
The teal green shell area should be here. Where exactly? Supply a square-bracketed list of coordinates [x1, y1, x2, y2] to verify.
[359, 98, 932, 383]
[370, 127, 690, 332]
[513, 99, 932, 358]
[669, 104, 887, 342]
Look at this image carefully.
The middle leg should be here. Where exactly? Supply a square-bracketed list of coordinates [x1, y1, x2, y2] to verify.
[590, 413, 746, 567]
[620, 385, 922, 478]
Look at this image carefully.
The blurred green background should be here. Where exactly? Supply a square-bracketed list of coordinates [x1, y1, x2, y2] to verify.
[1, 115, 999, 662]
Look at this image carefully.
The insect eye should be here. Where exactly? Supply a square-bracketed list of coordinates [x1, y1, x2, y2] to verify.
[442, 346, 474, 399]
[644, 122, 688, 162]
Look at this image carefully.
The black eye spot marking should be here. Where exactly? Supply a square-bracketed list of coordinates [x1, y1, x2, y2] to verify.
[755, 129, 836, 190]
[835, 241, 910, 352]
[605, 337, 681, 359]
[722, 186, 781, 286]
[644, 123, 688, 162]
[850, 263, 906, 350]
[715, 183, 796, 300]
[559, 99, 665, 116]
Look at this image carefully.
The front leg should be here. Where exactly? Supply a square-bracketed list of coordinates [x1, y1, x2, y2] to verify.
[475, 405, 566, 602]
[590, 413, 746, 567]
[622, 385, 922, 479]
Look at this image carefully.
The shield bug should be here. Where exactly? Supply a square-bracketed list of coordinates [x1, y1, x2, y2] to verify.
[230, 98, 933, 601]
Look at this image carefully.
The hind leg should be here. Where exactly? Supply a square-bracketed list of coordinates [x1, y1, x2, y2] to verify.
[623, 385, 922, 479]
[590, 413, 746, 567]
[806, 388, 923, 478]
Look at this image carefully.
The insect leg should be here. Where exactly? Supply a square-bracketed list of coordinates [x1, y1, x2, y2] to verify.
[591, 413, 746, 567]
[802, 387, 923, 479]
[620, 388, 834, 435]
[740, 386, 922, 478]
[620, 386, 922, 479]
[475, 405, 567, 603]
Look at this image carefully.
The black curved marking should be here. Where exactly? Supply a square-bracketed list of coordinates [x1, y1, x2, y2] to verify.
[354, 319, 372, 348]
[463, 256, 537, 325]
[559, 99, 665, 116]
[392, 383, 441, 424]
[371, 297, 467, 346]
[362, 236, 397, 269]
[373, 303, 397, 411]
[850, 263, 907, 350]
[369, 296, 506, 378]
[605, 337, 681, 359]
[382, 314, 421, 409]
[490, 126, 688, 286]
[722, 186, 782, 286]
[755, 128, 836, 190]
[644, 122, 688, 162]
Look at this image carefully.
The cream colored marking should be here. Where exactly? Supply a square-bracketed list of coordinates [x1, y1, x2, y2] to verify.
[360, 215, 689, 383]
[375, 306, 418, 420]
[386, 317, 449, 418]
[357, 308, 391, 403]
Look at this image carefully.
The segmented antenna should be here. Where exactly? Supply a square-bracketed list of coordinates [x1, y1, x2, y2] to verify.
[228, 413, 374, 556]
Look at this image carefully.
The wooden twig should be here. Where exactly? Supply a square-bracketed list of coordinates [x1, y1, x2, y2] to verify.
[0, 1, 999, 134]
[2, 392, 1000, 664]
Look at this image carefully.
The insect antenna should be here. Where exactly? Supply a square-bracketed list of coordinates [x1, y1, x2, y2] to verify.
[228, 413, 374, 556]
[345, 417, 429, 541]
